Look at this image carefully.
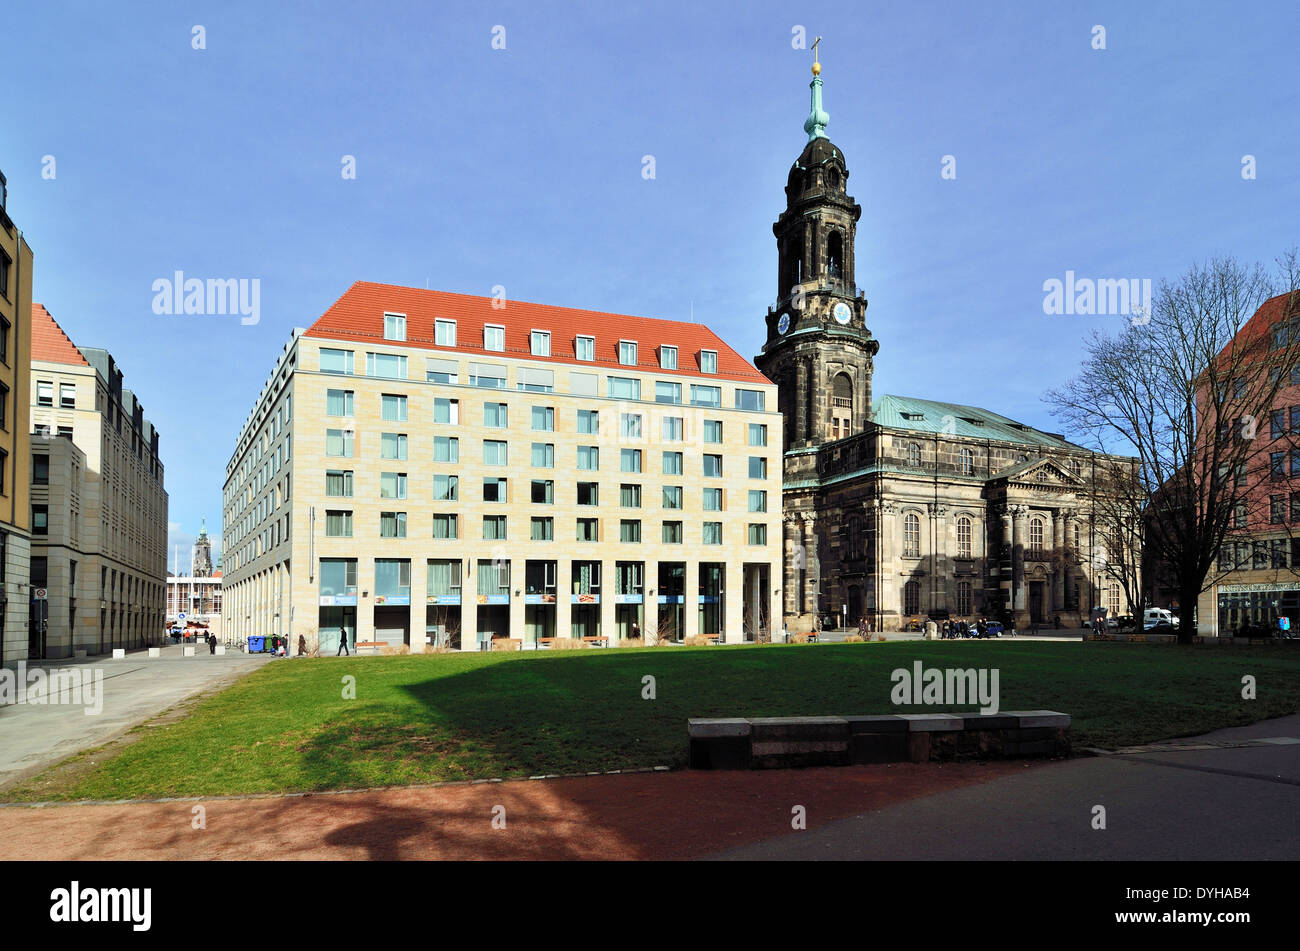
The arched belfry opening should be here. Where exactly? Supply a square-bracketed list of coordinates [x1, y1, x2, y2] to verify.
[827, 231, 843, 280]
[830, 372, 853, 439]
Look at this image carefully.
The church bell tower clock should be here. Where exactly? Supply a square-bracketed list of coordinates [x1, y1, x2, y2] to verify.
[754, 45, 879, 450]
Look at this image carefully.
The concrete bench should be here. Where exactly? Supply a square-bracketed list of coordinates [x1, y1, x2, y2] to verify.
[354, 641, 384, 654]
[582, 636, 609, 647]
[688, 711, 1071, 769]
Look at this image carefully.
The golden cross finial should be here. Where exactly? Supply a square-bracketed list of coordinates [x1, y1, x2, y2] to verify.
[811, 36, 822, 75]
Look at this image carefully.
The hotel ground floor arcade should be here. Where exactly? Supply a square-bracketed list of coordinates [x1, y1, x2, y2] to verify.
[224, 553, 781, 650]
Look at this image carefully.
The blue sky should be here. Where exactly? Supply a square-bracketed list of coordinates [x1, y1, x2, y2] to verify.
[3, 1, 1297, 565]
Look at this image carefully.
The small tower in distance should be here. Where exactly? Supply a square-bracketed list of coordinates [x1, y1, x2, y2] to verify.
[192, 518, 214, 578]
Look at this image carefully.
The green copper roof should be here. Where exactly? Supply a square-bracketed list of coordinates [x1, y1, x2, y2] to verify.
[804, 76, 829, 141]
[871, 394, 1081, 449]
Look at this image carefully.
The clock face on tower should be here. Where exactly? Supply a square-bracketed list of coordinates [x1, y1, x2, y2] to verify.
[833, 301, 852, 325]
[777, 313, 791, 335]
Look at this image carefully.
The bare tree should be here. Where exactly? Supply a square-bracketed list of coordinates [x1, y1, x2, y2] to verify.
[1088, 456, 1148, 630]
[1046, 252, 1300, 642]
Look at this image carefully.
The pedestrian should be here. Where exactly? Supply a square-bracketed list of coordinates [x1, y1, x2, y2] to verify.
[298, 634, 307, 656]
[337, 630, 350, 656]
[208, 632, 216, 655]
[631, 622, 641, 640]
[1053, 614, 1061, 630]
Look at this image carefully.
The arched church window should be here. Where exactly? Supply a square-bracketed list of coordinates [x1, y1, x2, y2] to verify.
[904, 580, 921, 616]
[827, 231, 843, 279]
[903, 513, 920, 557]
[960, 447, 974, 475]
[828, 168, 840, 189]
[1030, 516, 1044, 552]
[906, 443, 921, 468]
[957, 516, 972, 558]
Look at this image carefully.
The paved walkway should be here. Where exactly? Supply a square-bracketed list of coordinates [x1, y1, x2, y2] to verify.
[0, 645, 269, 789]
[707, 715, 1300, 860]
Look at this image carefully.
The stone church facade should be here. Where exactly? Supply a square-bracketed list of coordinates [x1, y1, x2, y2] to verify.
[755, 64, 1134, 632]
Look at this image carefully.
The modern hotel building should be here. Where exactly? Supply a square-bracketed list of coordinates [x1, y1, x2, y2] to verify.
[222, 283, 783, 652]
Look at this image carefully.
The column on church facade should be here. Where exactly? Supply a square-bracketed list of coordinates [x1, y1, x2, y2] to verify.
[999, 506, 1014, 610]
[927, 502, 946, 615]
[801, 513, 819, 620]
[1052, 508, 1066, 614]
[1011, 505, 1029, 613]
[783, 515, 800, 618]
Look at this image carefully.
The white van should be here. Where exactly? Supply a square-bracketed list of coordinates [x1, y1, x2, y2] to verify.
[1144, 608, 1179, 629]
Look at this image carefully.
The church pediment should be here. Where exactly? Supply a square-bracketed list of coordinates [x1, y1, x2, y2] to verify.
[995, 457, 1082, 488]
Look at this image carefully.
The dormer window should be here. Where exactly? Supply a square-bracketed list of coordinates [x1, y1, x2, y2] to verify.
[484, 325, 505, 352]
[435, 319, 456, 347]
[660, 345, 678, 370]
[576, 335, 595, 361]
[619, 341, 638, 366]
[530, 330, 551, 357]
[383, 313, 406, 342]
[700, 350, 718, 374]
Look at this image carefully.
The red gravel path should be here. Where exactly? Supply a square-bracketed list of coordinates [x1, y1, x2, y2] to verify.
[0, 761, 1033, 860]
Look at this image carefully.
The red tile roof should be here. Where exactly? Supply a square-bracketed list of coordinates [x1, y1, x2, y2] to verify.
[303, 282, 770, 385]
[31, 304, 89, 366]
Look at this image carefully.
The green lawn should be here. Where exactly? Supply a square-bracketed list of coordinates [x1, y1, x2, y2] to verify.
[7, 641, 1298, 801]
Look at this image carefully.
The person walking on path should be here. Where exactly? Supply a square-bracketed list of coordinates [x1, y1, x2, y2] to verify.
[298, 634, 307, 656]
[337, 631, 350, 656]
[208, 632, 217, 655]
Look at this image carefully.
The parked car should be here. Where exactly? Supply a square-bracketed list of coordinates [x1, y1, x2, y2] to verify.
[1144, 608, 1179, 629]
[1143, 617, 1174, 632]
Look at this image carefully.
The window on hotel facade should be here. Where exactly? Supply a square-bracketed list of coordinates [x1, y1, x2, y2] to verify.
[530, 331, 551, 356]
[434, 398, 459, 424]
[703, 454, 722, 478]
[577, 409, 599, 434]
[381, 394, 407, 421]
[577, 446, 599, 470]
[379, 512, 406, 538]
[577, 518, 599, 542]
[1272, 495, 1286, 524]
[663, 451, 683, 475]
[484, 402, 508, 427]
[432, 514, 458, 539]
[619, 341, 638, 366]
[700, 350, 718, 374]
[704, 420, 722, 443]
[37, 381, 54, 406]
[384, 313, 406, 341]
[1234, 500, 1247, 529]
[703, 522, 722, 545]
[59, 383, 76, 408]
[531, 406, 555, 431]
[662, 521, 683, 544]
[735, 389, 765, 411]
[484, 325, 505, 352]
[662, 486, 682, 509]
[748, 490, 767, 513]
[531, 517, 554, 541]
[747, 523, 767, 545]
[483, 440, 508, 466]
[326, 470, 353, 497]
[655, 381, 682, 404]
[325, 510, 353, 537]
[620, 519, 641, 543]
[381, 433, 408, 460]
[576, 335, 595, 361]
[749, 424, 767, 447]
[621, 449, 642, 473]
[325, 429, 353, 457]
[748, 457, 767, 479]
[620, 413, 643, 438]
[577, 482, 598, 506]
[483, 515, 507, 540]
[903, 513, 920, 557]
[608, 376, 640, 400]
[621, 484, 641, 508]
[326, 389, 353, 416]
[434, 436, 459, 463]
[531, 443, 555, 468]
[703, 487, 722, 511]
[435, 319, 456, 346]
[660, 346, 677, 370]
[531, 480, 554, 504]
[691, 385, 721, 407]
[483, 478, 507, 503]
[433, 475, 458, 501]
[367, 353, 406, 379]
[320, 349, 354, 374]
[380, 472, 407, 500]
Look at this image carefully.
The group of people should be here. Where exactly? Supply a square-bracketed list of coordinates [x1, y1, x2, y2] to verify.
[939, 617, 1009, 638]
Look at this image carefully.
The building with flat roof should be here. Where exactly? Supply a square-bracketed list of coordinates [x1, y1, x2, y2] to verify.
[223, 283, 783, 652]
[29, 304, 168, 657]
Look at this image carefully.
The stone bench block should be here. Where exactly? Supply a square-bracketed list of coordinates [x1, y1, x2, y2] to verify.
[215, 645, 226, 655]
[112, 649, 125, 659]
[959, 713, 1019, 731]
[844, 714, 910, 734]
[688, 719, 751, 770]
[1007, 711, 1071, 729]
[898, 714, 965, 732]
[748, 716, 849, 741]
[182, 646, 196, 657]
[850, 732, 910, 764]
[147, 647, 161, 658]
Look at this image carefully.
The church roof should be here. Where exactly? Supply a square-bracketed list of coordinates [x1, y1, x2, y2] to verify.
[872, 394, 1083, 450]
[304, 282, 770, 385]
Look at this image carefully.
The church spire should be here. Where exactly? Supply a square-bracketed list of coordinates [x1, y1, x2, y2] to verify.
[803, 37, 829, 141]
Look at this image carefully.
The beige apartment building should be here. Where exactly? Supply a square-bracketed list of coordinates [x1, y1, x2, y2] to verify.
[29, 304, 168, 657]
[0, 170, 33, 666]
[223, 282, 784, 652]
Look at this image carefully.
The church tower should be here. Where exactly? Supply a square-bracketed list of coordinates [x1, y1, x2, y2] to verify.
[754, 53, 878, 450]
[192, 518, 214, 578]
